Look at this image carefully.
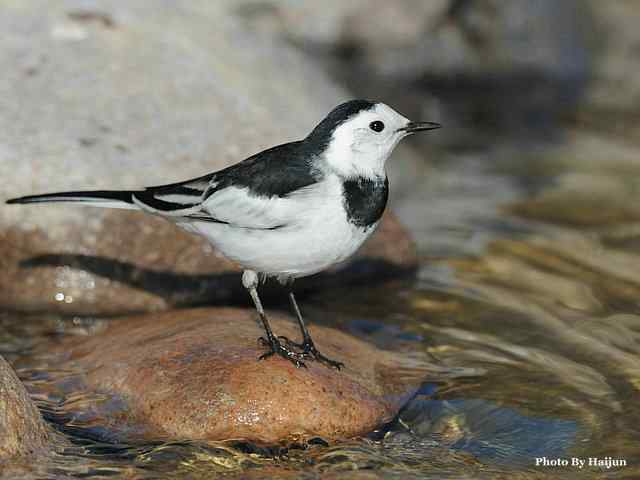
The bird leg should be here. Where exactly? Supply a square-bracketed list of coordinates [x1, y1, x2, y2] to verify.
[243, 270, 306, 368]
[285, 290, 344, 370]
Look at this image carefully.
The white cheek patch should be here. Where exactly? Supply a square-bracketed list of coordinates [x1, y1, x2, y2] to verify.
[352, 128, 375, 153]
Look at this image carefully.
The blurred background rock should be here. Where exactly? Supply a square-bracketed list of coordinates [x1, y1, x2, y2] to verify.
[238, 0, 589, 145]
[237, 0, 640, 143]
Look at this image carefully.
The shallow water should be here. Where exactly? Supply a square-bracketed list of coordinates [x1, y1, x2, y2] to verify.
[3, 131, 640, 478]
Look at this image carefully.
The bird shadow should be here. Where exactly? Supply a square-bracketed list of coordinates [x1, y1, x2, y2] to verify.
[20, 254, 413, 309]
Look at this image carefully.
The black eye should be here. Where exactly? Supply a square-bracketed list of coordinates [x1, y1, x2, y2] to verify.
[369, 120, 385, 132]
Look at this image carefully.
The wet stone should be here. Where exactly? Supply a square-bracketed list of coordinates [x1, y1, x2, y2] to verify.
[0, 355, 50, 459]
[0, 212, 416, 316]
[49, 308, 429, 445]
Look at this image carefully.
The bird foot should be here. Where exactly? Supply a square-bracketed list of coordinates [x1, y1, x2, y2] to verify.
[258, 336, 307, 368]
[280, 338, 344, 370]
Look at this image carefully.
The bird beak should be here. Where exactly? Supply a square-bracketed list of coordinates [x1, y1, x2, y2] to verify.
[399, 121, 442, 134]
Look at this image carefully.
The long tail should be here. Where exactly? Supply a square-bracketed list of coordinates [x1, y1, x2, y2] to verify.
[6, 190, 138, 210]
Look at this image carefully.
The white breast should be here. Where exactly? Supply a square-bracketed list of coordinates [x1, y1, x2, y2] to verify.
[178, 175, 378, 278]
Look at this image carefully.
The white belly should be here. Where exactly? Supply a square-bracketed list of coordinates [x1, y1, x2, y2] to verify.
[177, 176, 378, 278]
[200, 210, 375, 278]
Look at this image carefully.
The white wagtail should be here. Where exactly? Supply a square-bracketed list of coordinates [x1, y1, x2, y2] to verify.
[7, 100, 440, 369]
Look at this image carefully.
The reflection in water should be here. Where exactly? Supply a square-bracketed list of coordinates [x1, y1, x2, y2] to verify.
[4, 138, 640, 478]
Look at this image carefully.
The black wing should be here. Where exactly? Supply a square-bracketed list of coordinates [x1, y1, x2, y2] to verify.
[202, 141, 319, 199]
[134, 141, 323, 228]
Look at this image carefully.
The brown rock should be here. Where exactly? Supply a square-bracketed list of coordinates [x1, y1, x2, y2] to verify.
[54, 308, 428, 444]
[0, 355, 50, 459]
[1, 211, 416, 316]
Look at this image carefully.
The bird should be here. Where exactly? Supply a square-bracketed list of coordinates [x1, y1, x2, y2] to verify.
[7, 99, 440, 369]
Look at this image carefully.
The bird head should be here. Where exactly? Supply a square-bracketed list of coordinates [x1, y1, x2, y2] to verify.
[306, 100, 440, 179]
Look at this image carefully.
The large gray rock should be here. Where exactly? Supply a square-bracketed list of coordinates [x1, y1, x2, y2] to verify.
[234, 0, 448, 49]
[0, 355, 50, 459]
[0, 1, 417, 315]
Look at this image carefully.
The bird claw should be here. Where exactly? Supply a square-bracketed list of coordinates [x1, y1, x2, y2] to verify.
[259, 336, 344, 369]
[258, 336, 307, 368]
[306, 348, 344, 370]
[280, 337, 344, 370]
